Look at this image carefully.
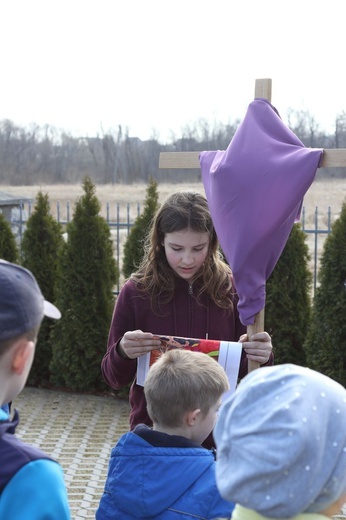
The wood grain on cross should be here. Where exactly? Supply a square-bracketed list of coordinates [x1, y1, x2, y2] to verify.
[158, 78, 346, 372]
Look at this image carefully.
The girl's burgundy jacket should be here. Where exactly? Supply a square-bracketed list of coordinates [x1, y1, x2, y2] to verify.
[101, 277, 273, 433]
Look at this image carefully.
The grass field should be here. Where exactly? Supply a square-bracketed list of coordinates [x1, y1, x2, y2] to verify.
[1, 177, 346, 224]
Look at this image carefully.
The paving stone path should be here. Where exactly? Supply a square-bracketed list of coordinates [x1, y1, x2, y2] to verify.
[12, 387, 346, 520]
[13, 386, 131, 519]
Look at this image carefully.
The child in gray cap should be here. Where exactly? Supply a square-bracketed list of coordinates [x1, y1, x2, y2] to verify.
[214, 363, 346, 520]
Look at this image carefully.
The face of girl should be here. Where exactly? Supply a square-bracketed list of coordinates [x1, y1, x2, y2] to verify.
[163, 229, 210, 283]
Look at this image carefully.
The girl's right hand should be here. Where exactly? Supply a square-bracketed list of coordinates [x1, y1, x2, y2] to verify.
[118, 330, 162, 359]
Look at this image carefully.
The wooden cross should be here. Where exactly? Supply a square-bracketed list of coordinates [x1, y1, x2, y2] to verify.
[159, 78, 346, 371]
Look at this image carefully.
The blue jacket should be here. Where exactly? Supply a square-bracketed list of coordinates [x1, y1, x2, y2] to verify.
[0, 409, 70, 520]
[96, 425, 234, 519]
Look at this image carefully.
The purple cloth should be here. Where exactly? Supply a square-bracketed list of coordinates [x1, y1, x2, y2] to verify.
[199, 98, 323, 326]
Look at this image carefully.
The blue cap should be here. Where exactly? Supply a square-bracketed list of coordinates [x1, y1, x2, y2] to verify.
[0, 260, 61, 342]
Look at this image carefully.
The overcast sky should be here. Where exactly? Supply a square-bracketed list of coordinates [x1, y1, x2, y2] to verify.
[1, 0, 345, 142]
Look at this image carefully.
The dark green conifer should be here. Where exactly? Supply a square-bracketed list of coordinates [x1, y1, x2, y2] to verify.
[0, 213, 19, 262]
[304, 201, 346, 384]
[50, 177, 119, 392]
[21, 191, 64, 386]
[265, 223, 312, 365]
[122, 177, 159, 279]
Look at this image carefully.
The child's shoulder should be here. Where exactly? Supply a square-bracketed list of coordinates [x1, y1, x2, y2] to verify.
[0, 435, 56, 498]
[0, 458, 69, 519]
[122, 278, 144, 293]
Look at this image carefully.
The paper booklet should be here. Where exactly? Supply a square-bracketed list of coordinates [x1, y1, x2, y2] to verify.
[136, 335, 242, 400]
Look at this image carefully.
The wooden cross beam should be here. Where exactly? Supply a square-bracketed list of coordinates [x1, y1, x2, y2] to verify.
[159, 79, 346, 170]
[159, 78, 346, 372]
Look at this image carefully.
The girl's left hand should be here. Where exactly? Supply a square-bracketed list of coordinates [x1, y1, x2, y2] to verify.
[239, 331, 273, 365]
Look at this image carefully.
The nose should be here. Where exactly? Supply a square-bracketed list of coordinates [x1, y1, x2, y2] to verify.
[181, 251, 194, 266]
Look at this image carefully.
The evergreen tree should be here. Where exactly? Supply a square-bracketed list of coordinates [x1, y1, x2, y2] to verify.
[305, 201, 346, 384]
[50, 177, 119, 392]
[0, 213, 19, 262]
[265, 223, 312, 365]
[122, 177, 159, 279]
[21, 192, 64, 386]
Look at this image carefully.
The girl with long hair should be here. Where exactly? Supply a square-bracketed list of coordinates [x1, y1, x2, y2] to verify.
[101, 191, 273, 448]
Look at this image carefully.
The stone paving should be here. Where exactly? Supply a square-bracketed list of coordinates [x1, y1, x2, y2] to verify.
[13, 386, 131, 520]
[11, 386, 346, 520]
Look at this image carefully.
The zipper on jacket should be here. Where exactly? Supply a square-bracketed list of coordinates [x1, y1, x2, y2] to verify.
[188, 284, 193, 295]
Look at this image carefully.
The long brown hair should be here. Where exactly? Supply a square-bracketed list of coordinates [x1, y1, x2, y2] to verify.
[131, 191, 233, 310]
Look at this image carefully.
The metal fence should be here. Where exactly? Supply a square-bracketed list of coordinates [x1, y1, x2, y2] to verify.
[13, 202, 335, 296]
[301, 206, 334, 294]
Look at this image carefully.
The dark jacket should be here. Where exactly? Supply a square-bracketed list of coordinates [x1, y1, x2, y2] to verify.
[96, 425, 235, 520]
[0, 409, 70, 519]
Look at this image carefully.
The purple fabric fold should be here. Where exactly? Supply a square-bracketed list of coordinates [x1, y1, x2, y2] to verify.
[199, 98, 323, 326]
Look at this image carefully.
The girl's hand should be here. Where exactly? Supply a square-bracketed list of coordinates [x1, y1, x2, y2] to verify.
[239, 331, 272, 365]
[118, 330, 162, 360]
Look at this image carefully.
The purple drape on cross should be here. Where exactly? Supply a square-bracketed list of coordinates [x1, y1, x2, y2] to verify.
[199, 98, 323, 326]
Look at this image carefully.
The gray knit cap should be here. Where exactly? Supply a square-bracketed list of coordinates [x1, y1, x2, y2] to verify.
[214, 364, 346, 518]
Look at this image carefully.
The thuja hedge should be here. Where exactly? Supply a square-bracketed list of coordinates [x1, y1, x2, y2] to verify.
[0, 213, 18, 262]
[265, 223, 312, 366]
[305, 201, 346, 385]
[21, 192, 64, 387]
[49, 177, 119, 392]
[122, 176, 159, 279]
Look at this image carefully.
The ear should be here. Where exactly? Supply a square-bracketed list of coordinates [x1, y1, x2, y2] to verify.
[185, 408, 201, 427]
[12, 340, 35, 375]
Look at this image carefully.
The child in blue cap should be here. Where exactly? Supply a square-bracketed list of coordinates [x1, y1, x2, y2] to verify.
[0, 260, 70, 519]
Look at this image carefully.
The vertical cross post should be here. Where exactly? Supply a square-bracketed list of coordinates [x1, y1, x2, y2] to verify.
[246, 79, 272, 371]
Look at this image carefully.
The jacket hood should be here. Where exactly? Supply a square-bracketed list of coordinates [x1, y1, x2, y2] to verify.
[107, 431, 215, 517]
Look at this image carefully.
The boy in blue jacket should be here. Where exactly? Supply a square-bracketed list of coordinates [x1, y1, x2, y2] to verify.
[0, 260, 70, 519]
[96, 348, 234, 519]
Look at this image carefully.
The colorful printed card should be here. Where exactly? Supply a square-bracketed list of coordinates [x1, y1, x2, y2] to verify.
[137, 335, 242, 399]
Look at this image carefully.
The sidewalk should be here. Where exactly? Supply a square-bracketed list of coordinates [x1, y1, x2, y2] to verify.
[13, 386, 346, 520]
[13, 386, 131, 520]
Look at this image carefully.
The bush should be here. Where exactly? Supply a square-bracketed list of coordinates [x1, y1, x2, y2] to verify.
[0, 213, 19, 262]
[21, 192, 64, 386]
[265, 223, 312, 365]
[50, 177, 119, 392]
[304, 201, 346, 384]
[122, 177, 159, 279]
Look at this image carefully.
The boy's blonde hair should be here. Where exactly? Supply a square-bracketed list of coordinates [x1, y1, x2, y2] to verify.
[144, 349, 229, 427]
